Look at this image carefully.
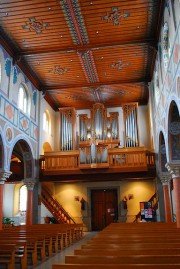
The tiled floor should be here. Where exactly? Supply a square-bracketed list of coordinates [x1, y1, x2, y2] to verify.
[33, 232, 98, 269]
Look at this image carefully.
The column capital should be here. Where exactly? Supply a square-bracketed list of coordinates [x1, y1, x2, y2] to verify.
[23, 178, 37, 191]
[165, 162, 180, 179]
[159, 172, 172, 185]
[0, 169, 12, 185]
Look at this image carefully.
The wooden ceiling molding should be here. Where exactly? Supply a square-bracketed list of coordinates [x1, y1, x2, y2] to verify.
[0, 0, 164, 110]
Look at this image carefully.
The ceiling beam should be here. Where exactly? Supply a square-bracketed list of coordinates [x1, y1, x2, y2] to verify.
[17, 39, 157, 57]
[42, 79, 149, 92]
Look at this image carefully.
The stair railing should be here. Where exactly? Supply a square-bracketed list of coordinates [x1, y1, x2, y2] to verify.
[41, 186, 76, 224]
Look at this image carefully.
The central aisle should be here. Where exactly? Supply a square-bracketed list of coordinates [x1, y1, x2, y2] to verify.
[32, 232, 98, 269]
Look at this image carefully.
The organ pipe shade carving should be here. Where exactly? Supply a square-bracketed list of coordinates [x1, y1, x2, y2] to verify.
[122, 103, 139, 147]
[59, 108, 76, 151]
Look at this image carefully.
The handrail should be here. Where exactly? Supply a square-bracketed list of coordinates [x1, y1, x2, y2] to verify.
[41, 185, 76, 224]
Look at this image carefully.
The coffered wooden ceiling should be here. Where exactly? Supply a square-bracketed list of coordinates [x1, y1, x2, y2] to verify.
[0, 0, 164, 110]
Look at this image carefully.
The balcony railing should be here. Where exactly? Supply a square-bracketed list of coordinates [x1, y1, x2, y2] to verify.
[108, 147, 147, 169]
[40, 147, 155, 174]
[40, 150, 79, 171]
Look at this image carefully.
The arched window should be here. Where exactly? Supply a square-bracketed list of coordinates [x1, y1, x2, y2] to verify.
[19, 185, 27, 211]
[163, 22, 169, 69]
[18, 84, 28, 113]
[154, 70, 160, 105]
[43, 111, 50, 133]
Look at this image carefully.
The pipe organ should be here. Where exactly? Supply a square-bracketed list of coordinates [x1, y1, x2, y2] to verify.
[59, 108, 76, 151]
[122, 103, 139, 148]
[79, 103, 119, 166]
[58, 103, 139, 167]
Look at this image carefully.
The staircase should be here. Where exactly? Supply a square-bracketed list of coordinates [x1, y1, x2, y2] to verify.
[40, 186, 76, 224]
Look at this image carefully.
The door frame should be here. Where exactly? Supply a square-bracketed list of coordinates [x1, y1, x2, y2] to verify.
[87, 186, 120, 231]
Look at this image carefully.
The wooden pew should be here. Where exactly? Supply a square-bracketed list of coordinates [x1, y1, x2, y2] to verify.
[0, 223, 84, 269]
[0, 244, 16, 269]
[81, 242, 180, 249]
[74, 248, 180, 256]
[0, 240, 27, 269]
[64, 254, 180, 264]
[52, 222, 180, 269]
[52, 265, 180, 269]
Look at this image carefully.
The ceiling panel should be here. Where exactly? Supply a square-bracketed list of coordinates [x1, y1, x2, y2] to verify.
[0, 0, 164, 110]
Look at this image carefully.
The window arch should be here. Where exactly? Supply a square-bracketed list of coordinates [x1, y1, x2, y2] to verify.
[43, 110, 51, 133]
[154, 70, 160, 105]
[18, 84, 29, 114]
[19, 185, 27, 212]
[163, 22, 169, 69]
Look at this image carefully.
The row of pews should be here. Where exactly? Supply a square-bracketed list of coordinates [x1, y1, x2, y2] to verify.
[0, 223, 83, 269]
[52, 222, 180, 269]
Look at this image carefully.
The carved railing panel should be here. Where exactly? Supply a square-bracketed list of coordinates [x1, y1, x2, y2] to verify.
[108, 147, 147, 168]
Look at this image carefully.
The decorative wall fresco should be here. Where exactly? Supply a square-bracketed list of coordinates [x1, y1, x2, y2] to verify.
[0, 94, 38, 142]
[0, 96, 18, 126]
[19, 112, 30, 136]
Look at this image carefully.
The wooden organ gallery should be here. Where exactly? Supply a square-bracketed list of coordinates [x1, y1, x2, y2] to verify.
[43, 102, 149, 173]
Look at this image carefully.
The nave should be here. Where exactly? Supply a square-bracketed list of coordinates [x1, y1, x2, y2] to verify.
[33, 232, 98, 269]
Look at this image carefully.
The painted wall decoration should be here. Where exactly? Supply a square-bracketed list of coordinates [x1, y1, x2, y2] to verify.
[1, 96, 18, 126]
[5, 59, 11, 77]
[13, 66, 18, 84]
[163, 22, 169, 70]
[5, 127, 13, 143]
[174, 43, 179, 64]
[19, 112, 30, 136]
[32, 91, 37, 106]
[30, 122, 39, 141]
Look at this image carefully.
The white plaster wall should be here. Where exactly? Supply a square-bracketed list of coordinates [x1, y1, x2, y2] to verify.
[39, 96, 56, 154]
[3, 184, 15, 217]
[138, 105, 151, 149]
[40, 204, 53, 224]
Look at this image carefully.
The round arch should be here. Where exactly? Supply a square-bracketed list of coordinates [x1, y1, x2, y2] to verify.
[0, 127, 7, 170]
[168, 100, 180, 162]
[158, 131, 168, 173]
[8, 135, 35, 180]
[42, 142, 52, 155]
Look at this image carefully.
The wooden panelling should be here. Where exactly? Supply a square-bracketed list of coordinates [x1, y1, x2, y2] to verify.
[0, 0, 164, 110]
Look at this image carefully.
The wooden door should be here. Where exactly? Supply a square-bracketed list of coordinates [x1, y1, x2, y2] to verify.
[91, 189, 118, 231]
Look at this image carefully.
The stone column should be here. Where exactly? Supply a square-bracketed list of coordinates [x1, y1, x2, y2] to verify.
[0, 169, 12, 230]
[23, 178, 36, 226]
[159, 173, 173, 222]
[166, 163, 180, 227]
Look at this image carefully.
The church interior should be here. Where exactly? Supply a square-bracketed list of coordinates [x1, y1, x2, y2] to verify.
[0, 0, 180, 268]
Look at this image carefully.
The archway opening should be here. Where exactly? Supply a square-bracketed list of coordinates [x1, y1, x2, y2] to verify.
[168, 101, 180, 161]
